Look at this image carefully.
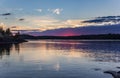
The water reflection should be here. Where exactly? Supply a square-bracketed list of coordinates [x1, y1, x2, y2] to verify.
[0, 43, 20, 59]
[0, 40, 118, 78]
[14, 43, 20, 53]
[52, 40, 120, 62]
[25, 40, 120, 63]
[1, 40, 120, 63]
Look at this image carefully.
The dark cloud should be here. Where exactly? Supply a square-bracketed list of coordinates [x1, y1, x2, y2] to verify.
[19, 18, 25, 21]
[12, 29, 39, 31]
[83, 16, 120, 23]
[1, 13, 12, 16]
[11, 26, 17, 28]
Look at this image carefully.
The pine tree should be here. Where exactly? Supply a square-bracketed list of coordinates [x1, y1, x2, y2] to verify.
[5, 28, 12, 36]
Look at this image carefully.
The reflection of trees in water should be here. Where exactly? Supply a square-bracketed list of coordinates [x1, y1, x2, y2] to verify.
[0, 43, 20, 59]
[14, 43, 20, 53]
[3, 40, 120, 63]
[0, 44, 12, 58]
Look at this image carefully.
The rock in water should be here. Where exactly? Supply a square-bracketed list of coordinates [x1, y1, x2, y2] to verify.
[104, 71, 120, 78]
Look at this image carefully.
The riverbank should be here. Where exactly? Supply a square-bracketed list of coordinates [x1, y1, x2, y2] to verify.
[0, 38, 28, 44]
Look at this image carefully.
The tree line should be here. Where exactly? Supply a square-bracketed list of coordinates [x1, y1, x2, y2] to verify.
[0, 27, 26, 43]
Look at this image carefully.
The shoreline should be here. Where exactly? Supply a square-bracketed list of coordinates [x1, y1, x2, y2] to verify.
[0, 40, 28, 44]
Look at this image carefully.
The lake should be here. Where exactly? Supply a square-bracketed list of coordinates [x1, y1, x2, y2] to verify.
[0, 40, 120, 78]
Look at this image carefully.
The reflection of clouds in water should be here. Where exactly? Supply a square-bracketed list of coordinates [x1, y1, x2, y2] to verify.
[3, 61, 11, 68]
[10, 40, 120, 63]
[19, 55, 24, 62]
[0, 40, 119, 78]
[54, 62, 60, 71]
[38, 66, 42, 70]
[21, 40, 120, 62]
[91, 52, 120, 62]
[46, 41, 120, 63]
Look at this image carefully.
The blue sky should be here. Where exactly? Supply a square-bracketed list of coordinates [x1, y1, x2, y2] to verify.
[1, 0, 120, 18]
[0, 0, 120, 32]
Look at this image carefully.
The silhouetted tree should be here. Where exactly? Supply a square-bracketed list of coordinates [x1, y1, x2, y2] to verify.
[14, 31, 20, 39]
[0, 27, 5, 35]
[0, 27, 26, 43]
[0, 27, 5, 39]
[5, 28, 12, 36]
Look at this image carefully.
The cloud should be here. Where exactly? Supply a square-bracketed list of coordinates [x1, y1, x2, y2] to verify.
[24, 16, 82, 30]
[53, 8, 63, 15]
[48, 8, 63, 15]
[64, 20, 84, 27]
[19, 15, 120, 31]
[28, 16, 62, 31]
[19, 18, 25, 21]
[10, 26, 40, 32]
[1, 13, 11, 16]
[0, 23, 6, 29]
[36, 9, 42, 12]
[83, 16, 120, 24]
[7, 15, 120, 33]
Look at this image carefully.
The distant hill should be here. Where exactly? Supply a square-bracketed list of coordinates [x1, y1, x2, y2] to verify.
[27, 24, 120, 36]
[19, 34, 120, 40]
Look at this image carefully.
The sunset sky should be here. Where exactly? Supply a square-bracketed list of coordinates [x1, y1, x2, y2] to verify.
[0, 0, 120, 35]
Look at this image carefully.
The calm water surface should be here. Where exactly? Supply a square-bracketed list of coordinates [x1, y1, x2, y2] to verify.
[0, 40, 120, 78]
